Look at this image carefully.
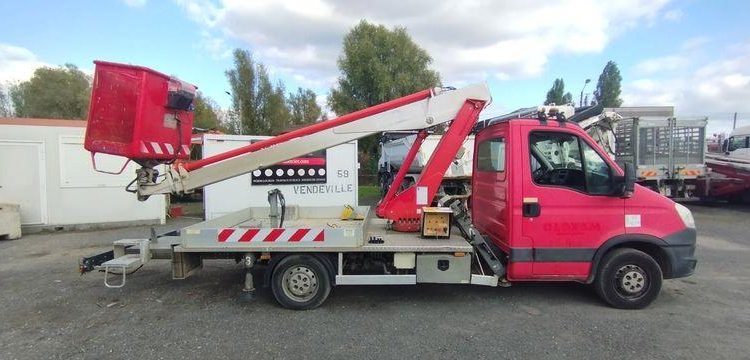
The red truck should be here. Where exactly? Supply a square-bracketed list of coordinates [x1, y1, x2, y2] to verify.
[80, 62, 696, 310]
[472, 117, 696, 308]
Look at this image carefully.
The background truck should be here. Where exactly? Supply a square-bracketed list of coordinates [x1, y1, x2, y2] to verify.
[378, 132, 474, 203]
[701, 125, 750, 203]
[612, 115, 708, 200]
[80, 61, 697, 310]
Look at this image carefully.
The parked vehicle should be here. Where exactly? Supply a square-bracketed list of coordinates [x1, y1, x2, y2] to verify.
[720, 125, 750, 160]
[80, 61, 697, 310]
[701, 125, 750, 203]
[613, 116, 708, 199]
[378, 132, 474, 203]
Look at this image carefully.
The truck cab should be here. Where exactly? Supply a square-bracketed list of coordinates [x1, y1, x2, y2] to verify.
[724, 125, 750, 161]
[472, 117, 697, 308]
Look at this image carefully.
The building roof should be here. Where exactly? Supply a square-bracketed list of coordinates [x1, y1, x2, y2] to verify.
[0, 117, 86, 128]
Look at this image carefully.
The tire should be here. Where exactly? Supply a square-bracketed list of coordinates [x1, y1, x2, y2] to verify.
[594, 248, 663, 309]
[271, 255, 331, 310]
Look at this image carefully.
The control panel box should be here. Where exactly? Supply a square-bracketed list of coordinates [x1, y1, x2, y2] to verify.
[420, 207, 452, 238]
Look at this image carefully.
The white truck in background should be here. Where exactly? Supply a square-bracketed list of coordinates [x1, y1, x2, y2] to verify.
[610, 111, 708, 200]
[717, 125, 750, 161]
[378, 132, 475, 201]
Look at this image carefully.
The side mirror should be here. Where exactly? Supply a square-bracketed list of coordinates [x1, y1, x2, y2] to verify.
[612, 162, 636, 198]
[621, 162, 636, 198]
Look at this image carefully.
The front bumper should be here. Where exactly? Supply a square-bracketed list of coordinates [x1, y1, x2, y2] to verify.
[662, 228, 697, 279]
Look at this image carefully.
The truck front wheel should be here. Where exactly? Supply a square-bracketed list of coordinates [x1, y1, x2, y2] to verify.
[594, 248, 663, 309]
[271, 255, 332, 310]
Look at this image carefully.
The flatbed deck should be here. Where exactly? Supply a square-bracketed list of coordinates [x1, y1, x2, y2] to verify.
[161, 206, 471, 254]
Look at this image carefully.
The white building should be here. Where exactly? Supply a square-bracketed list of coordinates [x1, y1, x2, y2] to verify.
[0, 118, 165, 231]
[201, 134, 358, 220]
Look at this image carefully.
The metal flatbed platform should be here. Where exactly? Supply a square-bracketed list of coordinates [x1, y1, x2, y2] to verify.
[164, 206, 472, 254]
[362, 217, 472, 252]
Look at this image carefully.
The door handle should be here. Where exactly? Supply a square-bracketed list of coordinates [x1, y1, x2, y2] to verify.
[522, 197, 540, 217]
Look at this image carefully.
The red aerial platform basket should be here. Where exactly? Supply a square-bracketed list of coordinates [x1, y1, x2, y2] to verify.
[84, 61, 197, 173]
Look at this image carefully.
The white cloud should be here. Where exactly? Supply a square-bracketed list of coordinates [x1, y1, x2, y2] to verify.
[681, 36, 710, 51]
[634, 55, 689, 75]
[174, 0, 671, 86]
[174, 0, 221, 27]
[197, 31, 231, 59]
[122, 0, 147, 8]
[663, 9, 683, 22]
[623, 41, 750, 133]
[0, 44, 51, 86]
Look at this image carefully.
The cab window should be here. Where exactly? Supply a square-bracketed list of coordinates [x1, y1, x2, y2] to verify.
[529, 131, 613, 195]
[581, 140, 613, 194]
[477, 138, 505, 172]
[728, 136, 749, 152]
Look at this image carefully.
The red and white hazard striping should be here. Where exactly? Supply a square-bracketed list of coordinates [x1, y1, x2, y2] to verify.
[217, 228, 325, 243]
[140, 141, 190, 156]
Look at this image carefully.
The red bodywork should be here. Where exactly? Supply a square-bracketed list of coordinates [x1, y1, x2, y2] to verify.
[698, 160, 750, 198]
[85, 61, 196, 166]
[472, 118, 686, 282]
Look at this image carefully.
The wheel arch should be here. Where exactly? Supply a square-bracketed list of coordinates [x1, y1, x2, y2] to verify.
[263, 252, 337, 288]
[587, 234, 672, 283]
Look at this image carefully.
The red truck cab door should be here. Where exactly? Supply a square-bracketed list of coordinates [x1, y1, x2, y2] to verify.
[516, 124, 625, 281]
[472, 124, 511, 251]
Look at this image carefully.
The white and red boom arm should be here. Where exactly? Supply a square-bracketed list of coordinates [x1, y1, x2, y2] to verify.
[136, 83, 490, 231]
[140, 84, 490, 195]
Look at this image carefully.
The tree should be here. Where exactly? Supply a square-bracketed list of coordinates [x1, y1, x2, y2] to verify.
[226, 49, 317, 135]
[328, 20, 441, 172]
[287, 87, 322, 127]
[226, 49, 260, 135]
[10, 64, 91, 119]
[262, 80, 292, 135]
[0, 86, 11, 117]
[545, 78, 573, 105]
[594, 61, 623, 107]
[192, 92, 221, 130]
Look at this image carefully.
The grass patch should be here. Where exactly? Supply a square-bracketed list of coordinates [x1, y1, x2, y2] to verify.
[359, 185, 380, 204]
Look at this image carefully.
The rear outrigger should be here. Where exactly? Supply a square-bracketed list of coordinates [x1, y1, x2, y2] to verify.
[80, 61, 696, 310]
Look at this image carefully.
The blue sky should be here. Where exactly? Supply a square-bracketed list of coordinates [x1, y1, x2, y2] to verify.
[1, 0, 749, 133]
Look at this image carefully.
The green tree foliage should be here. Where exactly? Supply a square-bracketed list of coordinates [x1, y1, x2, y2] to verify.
[287, 87, 322, 127]
[563, 92, 573, 104]
[226, 49, 260, 134]
[9, 64, 91, 119]
[545, 78, 573, 105]
[226, 49, 317, 135]
[594, 61, 623, 107]
[263, 80, 292, 135]
[328, 20, 441, 171]
[192, 92, 221, 130]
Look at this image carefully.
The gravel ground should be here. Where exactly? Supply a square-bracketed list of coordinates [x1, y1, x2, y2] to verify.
[1, 203, 749, 360]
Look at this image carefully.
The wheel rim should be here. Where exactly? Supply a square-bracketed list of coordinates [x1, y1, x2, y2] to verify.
[281, 265, 319, 302]
[614, 264, 648, 299]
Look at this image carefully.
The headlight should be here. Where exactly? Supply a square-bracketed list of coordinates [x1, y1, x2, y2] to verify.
[674, 203, 695, 229]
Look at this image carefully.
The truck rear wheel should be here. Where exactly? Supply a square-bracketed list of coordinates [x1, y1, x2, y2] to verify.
[271, 255, 331, 310]
[594, 248, 663, 309]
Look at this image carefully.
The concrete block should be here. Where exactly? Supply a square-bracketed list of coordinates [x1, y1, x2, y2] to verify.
[0, 203, 22, 240]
